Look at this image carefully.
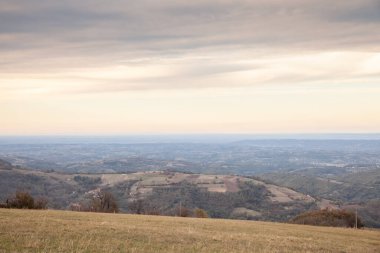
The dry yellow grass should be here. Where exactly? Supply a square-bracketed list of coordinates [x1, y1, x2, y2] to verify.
[0, 209, 379, 253]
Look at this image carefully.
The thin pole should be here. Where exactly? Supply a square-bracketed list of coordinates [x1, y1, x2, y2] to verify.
[355, 208, 358, 229]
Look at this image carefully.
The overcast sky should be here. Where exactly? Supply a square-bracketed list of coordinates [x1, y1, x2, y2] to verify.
[1, 0, 380, 135]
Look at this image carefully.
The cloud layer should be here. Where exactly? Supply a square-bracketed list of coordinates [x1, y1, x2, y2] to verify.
[0, 0, 380, 134]
[1, 0, 379, 91]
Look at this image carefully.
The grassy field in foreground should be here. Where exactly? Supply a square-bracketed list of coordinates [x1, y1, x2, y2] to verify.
[0, 209, 379, 253]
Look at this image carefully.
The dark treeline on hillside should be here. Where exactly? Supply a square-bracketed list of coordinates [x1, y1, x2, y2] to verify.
[124, 181, 315, 221]
[0, 191, 47, 210]
[131, 181, 268, 218]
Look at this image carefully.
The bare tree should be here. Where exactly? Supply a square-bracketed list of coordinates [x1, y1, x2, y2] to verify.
[129, 199, 144, 214]
[90, 190, 119, 213]
[7, 191, 35, 209]
[34, 197, 48, 209]
[2, 191, 48, 210]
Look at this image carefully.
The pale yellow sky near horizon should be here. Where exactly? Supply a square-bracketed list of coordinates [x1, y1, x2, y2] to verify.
[1, 1, 380, 135]
[2, 71, 380, 135]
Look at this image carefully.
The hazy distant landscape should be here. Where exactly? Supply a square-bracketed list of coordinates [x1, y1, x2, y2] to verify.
[2, 135, 380, 175]
[1, 135, 379, 227]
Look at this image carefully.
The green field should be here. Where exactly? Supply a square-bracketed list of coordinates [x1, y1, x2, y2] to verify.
[0, 209, 379, 253]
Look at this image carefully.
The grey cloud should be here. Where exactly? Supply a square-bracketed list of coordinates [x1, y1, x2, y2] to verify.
[335, 7, 380, 23]
[322, 0, 380, 23]
[1, 1, 378, 47]
[0, 8, 127, 34]
[0, 0, 379, 92]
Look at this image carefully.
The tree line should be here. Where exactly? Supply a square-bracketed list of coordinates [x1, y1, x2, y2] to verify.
[0, 191, 48, 209]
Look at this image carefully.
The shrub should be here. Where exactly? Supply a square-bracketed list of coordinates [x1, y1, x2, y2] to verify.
[1, 191, 48, 210]
[8, 191, 35, 209]
[194, 208, 208, 218]
[291, 209, 363, 228]
[177, 206, 191, 217]
[34, 197, 48, 209]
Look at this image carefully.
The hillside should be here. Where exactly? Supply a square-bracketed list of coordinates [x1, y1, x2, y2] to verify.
[0, 159, 328, 221]
[0, 209, 379, 253]
[261, 169, 380, 202]
[261, 169, 380, 227]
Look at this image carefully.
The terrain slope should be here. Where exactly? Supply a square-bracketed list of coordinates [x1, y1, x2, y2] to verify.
[0, 160, 324, 220]
[0, 209, 379, 253]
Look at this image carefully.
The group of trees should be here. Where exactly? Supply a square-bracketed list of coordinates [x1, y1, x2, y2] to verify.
[0, 189, 119, 214]
[290, 209, 364, 228]
[0, 191, 48, 209]
[88, 190, 119, 213]
[69, 189, 119, 213]
[129, 181, 269, 218]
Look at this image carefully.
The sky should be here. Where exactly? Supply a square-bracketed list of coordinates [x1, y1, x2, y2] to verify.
[0, 0, 380, 135]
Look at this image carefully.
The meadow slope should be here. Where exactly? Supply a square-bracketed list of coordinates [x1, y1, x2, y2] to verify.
[0, 209, 379, 253]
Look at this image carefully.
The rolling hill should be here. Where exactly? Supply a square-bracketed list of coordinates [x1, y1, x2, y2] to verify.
[261, 168, 380, 227]
[0, 209, 379, 253]
[0, 159, 327, 222]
